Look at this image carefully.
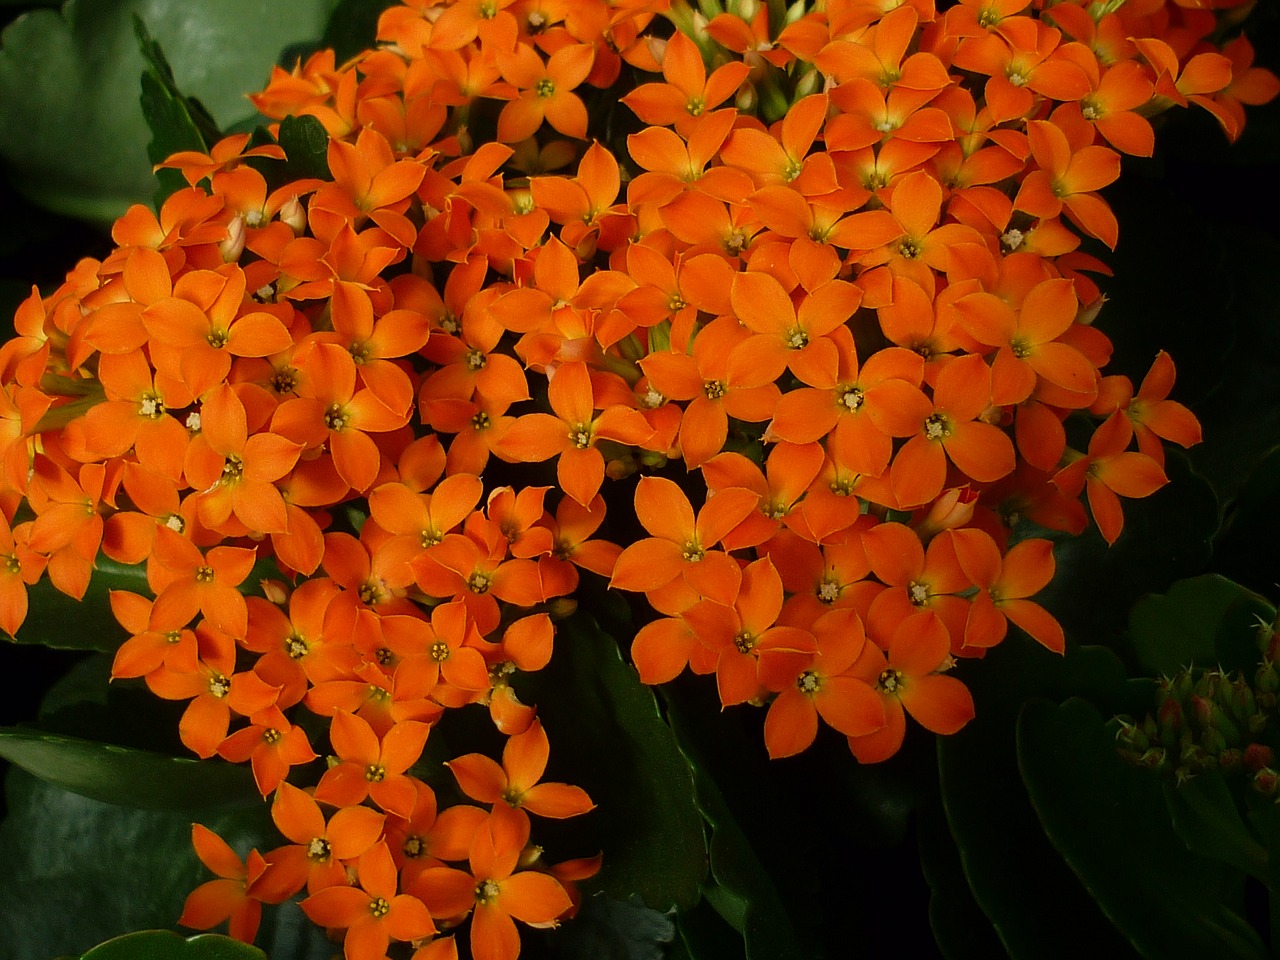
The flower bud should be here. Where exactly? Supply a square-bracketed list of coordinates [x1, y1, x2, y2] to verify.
[1245, 743, 1274, 772]
[220, 215, 246, 263]
[279, 195, 307, 236]
[1219, 748, 1244, 774]
[913, 486, 977, 541]
[792, 67, 822, 100]
[1254, 767, 1279, 797]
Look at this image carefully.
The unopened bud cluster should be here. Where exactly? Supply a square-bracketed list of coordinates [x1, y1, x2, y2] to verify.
[1117, 615, 1280, 795]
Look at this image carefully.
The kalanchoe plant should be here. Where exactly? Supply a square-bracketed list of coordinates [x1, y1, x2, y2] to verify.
[1, 0, 1279, 957]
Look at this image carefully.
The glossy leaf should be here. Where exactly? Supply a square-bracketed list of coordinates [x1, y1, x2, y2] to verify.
[79, 930, 266, 960]
[135, 16, 220, 208]
[1162, 774, 1269, 884]
[0, 0, 339, 224]
[0, 725, 258, 809]
[278, 115, 332, 182]
[916, 791, 1006, 960]
[1018, 698, 1267, 959]
[938, 640, 1145, 960]
[1127, 575, 1267, 676]
[16, 556, 149, 650]
[0, 769, 329, 960]
[320, 0, 399, 62]
[660, 681, 808, 960]
[514, 614, 707, 912]
[543, 895, 676, 960]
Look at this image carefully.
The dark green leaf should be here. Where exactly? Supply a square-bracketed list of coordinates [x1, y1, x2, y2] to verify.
[513, 614, 707, 912]
[1162, 774, 1269, 884]
[79, 930, 266, 960]
[0, 0, 340, 224]
[278, 114, 332, 181]
[321, 0, 399, 62]
[542, 895, 675, 960]
[1127, 575, 1267, 676]
[0, 725, 259, 810]
[15, 556, 148, 650]
[938, 640, 1144, 960]
[916, 790, 1007, 960]
[0, 768, 330, 960]
[134, 17, 219, 208]
[1018, 698, 1267, 959]
[134, 15, 222, 148]
[1036, 451, 1218, 649]
[659, 682, 807, 960]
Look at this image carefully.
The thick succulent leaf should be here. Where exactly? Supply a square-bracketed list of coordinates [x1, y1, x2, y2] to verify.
[1126, 575, 1270, 677]
[320, 0, 399, 62]
[79, 930, 266, 960]
[278, 115, 332, 182]
[937, 639, 1146, 960]
[915, 790, 1007, 960]
[0, 0, 339, 224]
[513, 614, 707, 912]
[0, 725, 259, 810]
[659, 680, 809, 960]
[1018, 698, 1267, 960]
[0, 768, 330, 960]
[1162, 774, 1269, 884]
[16, 556, 148, 651]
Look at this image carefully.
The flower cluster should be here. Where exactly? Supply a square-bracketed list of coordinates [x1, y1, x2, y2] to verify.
[1, 0, 1275, 954]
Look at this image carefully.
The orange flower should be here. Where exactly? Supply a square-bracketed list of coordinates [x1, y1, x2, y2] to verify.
[180, 824, 271, 943]
[407, 811, 573, 960]
[255, 781, 386, 899]
[496, 41, 595, 141]
[183, 383, 302, 535]
[847, 610, 975, 763]
[1014, 117, 1121, 249]
[0, 510, 43, 637]
[301, 841, 436, 960]
[216, 705, 317, 796]
[146, 525, 258, 638]
[622, 30, 751, 133]
[494, 361, 652, 506]
[1052, 410, 1166, 545]
[890, 353, 1015, 508]
[950, 528, 1064, 653]
[1090, 350, 1201, 467]
[314, 711, 433, 819]
[681, 557, 817, 707]
[610, 475, 758, 607]
[761, 607, 885, 758]
[448, 718, 594, 820]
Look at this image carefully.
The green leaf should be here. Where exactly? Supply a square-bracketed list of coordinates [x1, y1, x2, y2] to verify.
[542, 896, 675, 960]
[513, 614, 707, 912]
[938, 640, 1145, 960]
[1162, 774, 1269, 884]
[0, 725, 259, 810]
[916, 791, 1007, 960]
[0, 768, 335, 960]
[1127, 575, 1269, 676]
[1018, 698, 1267, 960]
[277, 114, 332, 181]
[15, 556, 148, 650]
[320, 0, 399, 63]
[1035, 451, 1219, 649]
[659, 682, 807, 960]
[79, 930, 266, 960]
[0, 0, 340, 225]
[134, 16, 219, 208]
